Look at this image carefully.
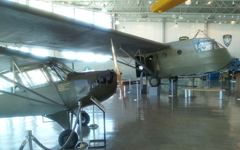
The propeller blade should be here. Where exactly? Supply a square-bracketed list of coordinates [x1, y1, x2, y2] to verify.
[111, 38, 127, 108]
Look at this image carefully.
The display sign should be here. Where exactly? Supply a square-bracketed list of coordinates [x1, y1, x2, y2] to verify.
[223, 34, 232, 47]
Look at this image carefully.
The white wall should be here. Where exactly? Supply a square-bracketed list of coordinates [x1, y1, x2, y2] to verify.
[117, 22, 205, 43]
[208, 23, 240, 58]
[118, 22, 163, 42]
[165, 22, 204, 42]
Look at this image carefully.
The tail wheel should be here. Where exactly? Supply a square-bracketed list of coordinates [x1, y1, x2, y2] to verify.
[149, 76, 160, 87]
[58, 129, 78, 149]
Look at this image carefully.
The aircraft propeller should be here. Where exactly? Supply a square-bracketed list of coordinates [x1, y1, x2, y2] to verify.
[111, 39, 127, 108]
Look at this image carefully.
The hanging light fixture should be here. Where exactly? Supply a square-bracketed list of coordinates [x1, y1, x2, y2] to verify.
[179, 14, 183, 19]
[102, 4, 107, 12]
[185, 0, 191, 5]
[207, 1, 212, 5]
[231, 20, 236, 24]
[175, 22, 178, 27]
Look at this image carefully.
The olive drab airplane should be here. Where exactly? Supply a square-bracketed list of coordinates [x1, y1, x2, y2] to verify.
[0, 1, 232, 86]
[0, 46, 123, 149]
[0, 0, 232, 148]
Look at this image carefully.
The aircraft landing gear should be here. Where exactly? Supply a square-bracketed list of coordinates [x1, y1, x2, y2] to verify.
[58, 129, 78, 149]
[81, 111, 90, 126]
[149, 76, 161, 87]
[168, 76, 178, 82]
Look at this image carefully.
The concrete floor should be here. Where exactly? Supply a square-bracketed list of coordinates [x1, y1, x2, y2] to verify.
[1, 78, 240, 150]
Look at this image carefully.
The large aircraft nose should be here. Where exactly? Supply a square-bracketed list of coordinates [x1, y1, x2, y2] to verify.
[199, 47, 232, 73]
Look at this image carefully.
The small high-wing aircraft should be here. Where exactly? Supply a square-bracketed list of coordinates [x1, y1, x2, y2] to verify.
[0, 46, 120, 148]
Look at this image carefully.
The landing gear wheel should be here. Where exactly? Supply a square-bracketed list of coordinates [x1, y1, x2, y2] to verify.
[81, 112, 90, 126]
[149, 76, 160, 87]
[168, 76, 178, 82]
[58, 129, 78, 149]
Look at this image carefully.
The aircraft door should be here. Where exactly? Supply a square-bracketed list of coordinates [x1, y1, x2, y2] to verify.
[145, 54, 158, 76]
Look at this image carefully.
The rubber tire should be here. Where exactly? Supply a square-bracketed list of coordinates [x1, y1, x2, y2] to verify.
[82, 112, 90, 126]
[58, 129, 78, 149]
[168, 76, 178, 82]
[149, 76, 160, 87]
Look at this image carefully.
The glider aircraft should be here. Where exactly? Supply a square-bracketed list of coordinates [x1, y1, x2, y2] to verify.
[0, 0, 233, 148]
[0, 1, 232, 86]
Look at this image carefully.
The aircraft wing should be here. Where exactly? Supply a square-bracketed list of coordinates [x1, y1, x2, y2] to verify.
[0, 46, 51, 73]
[0, 46, 84, 73]
[0, 1, 170, 57]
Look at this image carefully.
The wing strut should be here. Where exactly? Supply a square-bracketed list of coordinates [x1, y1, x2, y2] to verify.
[119, 46, 155, 76]
[50, 62, 65, 80]
[12, 59, 33, 89]
[0, 90, 65, 108]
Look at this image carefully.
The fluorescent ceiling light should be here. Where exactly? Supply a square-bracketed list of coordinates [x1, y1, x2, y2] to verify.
[62, 52, 77, 59]
[32, 49, 48, 57]
[77, 53, 95, 62]
[95, 55, 110, 62]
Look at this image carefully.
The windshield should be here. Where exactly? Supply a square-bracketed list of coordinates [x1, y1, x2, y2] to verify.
[0, 62, 74, 94]
[193, 38, 224, 52]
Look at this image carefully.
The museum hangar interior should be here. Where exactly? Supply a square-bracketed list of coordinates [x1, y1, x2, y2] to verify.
[1, 0, 240, 150]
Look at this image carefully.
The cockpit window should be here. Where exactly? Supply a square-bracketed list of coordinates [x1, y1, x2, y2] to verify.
[193, 38, 224, 52]
[50, 62, 73, 80]
[25, 69, 49, 87]
[46, 67, 61, 82]
[0, 72, 14, 92]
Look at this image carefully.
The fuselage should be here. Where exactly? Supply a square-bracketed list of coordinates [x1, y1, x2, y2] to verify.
[145, 38, 232, 78]
[0, 66, 117, 118]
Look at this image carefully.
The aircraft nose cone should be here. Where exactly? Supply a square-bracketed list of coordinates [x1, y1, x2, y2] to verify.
[198, 48, 232, 73]
[91, 70, 117, 102]
[97, 70, 115, 85]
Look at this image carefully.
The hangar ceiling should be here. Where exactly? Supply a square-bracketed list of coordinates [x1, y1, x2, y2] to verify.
[39, 0, 240, 23]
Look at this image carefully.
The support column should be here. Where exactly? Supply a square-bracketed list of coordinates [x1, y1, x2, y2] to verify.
[204, 21, 208, 37]
[219, 91, 223, 99]
[161, 18, 166, 43]
[51, 2, 54, 12]
[73, 7, 76, 19]
[93, 11, 95, 24]
[111, 13, 116, 30]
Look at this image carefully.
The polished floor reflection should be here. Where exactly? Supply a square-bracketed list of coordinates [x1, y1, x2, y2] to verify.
[1, 78, 240, 150]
